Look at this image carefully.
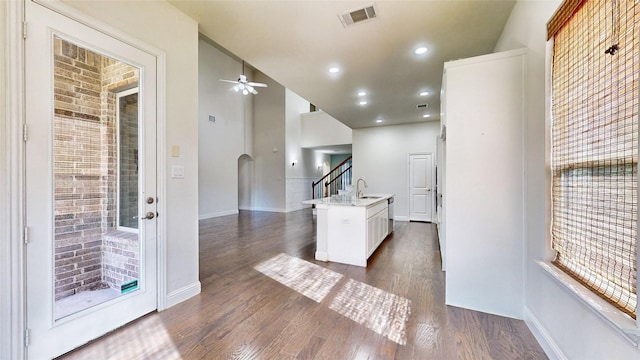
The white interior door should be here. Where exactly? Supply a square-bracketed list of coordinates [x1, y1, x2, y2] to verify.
[25, 2, 157, 358]
[409, 154, 433, 222]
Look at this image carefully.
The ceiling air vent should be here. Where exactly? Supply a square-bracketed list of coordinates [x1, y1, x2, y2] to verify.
[339, 4, 377, 27]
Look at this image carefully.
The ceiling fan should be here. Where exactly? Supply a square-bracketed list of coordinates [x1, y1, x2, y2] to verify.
[219, 61, 267, 95]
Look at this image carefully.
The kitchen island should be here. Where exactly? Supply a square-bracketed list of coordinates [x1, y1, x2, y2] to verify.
[303, 194, 394, 267]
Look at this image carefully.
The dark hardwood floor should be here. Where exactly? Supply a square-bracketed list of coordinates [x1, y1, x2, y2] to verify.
[60, 209, 547, 359]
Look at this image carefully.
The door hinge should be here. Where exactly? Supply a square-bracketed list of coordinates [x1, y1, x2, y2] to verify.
[23, 226, 28, 245]
[24, 328, 30, 347]
[22, 21, 27, 39]
[23, 123, 28, 142]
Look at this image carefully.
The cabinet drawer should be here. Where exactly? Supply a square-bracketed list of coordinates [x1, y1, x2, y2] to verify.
[366, 201, 387, 218]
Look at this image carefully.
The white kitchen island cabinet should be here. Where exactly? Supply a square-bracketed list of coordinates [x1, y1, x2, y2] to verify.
[303, 194, 393, 267]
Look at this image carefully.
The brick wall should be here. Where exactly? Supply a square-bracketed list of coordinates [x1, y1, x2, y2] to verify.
[103, 232, 139, 290]
[53, 36, 140, 300]
[101, 57, 140, 291]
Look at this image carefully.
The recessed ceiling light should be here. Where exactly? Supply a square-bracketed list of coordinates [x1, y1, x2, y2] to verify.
[414, 47, 428, 55]
[423, 114, 431, 118]
[419, 91, 429, 96]
[329, 67, 340, 73]
[359, 101, 368, 105]
[376, 119, 383, 123]
[357, 91, 367, 97]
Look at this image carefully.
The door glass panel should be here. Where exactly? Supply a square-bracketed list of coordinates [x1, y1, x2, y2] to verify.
[118, 89, 139, 230]
[53, 36, 141, 320]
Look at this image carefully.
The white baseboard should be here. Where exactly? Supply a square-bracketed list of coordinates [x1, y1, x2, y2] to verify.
[315, 251, 328, 261]
[251, 207, 287, 213]
[524, 307, 567, 360]
[394, 216, 410, 222]
[165, 281, 201, 309]
[285, 204, 312, 212]
[199, 209, 239, 220]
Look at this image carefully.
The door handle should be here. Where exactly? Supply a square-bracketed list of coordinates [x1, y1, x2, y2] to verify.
[141, 211, 156, 220]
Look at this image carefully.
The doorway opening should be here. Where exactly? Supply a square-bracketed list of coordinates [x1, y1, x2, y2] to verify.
[53, 37, 141, 319]
[238, 154, 254, 210]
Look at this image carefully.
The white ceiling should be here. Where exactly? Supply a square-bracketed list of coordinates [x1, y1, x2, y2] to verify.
[170, 0, 516, 129]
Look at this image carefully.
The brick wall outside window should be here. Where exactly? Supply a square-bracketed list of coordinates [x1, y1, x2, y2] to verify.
[53, 37, 140, 300]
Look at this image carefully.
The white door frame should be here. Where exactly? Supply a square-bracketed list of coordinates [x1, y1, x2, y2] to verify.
[3, 1, 168, 358]
[3, 2, 27, 359]
[407, 152, 435, 222]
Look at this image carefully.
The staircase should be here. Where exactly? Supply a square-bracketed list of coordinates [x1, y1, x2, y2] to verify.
[311, 156, 352, 199]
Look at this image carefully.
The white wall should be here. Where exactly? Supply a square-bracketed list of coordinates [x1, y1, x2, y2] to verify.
[301, 111, 352, 148]
[198, 39, 254, 219]
[63, 0, 201, 306]
[495, 1, 640, 358]
[443, 49, 526, 320]
[285, 89, 327, 210]
[353, 122, 439, 220]
[285, 89, 312, 179]
[253, 72, 286, 212]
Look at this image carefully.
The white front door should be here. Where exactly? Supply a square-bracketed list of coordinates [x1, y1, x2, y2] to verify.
[25, 2, 157, 358]
[409, 154, 433, 222]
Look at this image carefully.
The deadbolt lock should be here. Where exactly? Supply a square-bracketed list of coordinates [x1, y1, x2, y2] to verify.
[146, 197, 155, 204]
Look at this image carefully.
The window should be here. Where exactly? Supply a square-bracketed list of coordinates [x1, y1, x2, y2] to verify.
[549, 0, 637, 319]
[116, 87, 139, 231]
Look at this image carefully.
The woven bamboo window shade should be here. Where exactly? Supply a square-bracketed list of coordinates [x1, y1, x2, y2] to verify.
[550, 0, 638, 318]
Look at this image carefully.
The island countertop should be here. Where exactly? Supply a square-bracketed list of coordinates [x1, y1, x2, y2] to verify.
[302, 194, 393, 208]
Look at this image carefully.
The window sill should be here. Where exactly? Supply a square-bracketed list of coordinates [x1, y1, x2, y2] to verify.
[537, 261, 639, 347]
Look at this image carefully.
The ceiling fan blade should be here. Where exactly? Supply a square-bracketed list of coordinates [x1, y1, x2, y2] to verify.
[219, 79, 239, 84]
[246, 85, 258, 95]
[247, 82, 267, 87]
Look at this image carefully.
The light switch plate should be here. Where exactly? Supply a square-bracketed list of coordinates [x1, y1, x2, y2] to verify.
[171, 165, 184, 179]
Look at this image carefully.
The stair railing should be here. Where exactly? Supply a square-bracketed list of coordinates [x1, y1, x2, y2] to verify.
[312, 156, 352, 200]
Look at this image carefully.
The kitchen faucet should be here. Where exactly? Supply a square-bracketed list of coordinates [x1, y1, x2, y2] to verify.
[356, 177, 368, 199]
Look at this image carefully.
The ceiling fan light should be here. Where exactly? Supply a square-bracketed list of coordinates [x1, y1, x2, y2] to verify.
[242, 89, 249, 95]
[233, 85, 240, 92]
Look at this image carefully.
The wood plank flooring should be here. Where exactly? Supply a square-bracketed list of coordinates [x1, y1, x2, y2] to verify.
[60, 209, 547, 359]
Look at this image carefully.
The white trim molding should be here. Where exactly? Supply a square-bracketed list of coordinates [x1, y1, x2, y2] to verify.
[251, 207, 288, 213]
[199, 209, 239, 220]
[3, 1, 26, 359]
[524, 306, 568, 360]
[165, 282, 202, 309]
[537, 261, 640, 347]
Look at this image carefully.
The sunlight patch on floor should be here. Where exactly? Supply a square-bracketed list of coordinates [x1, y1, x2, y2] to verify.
[254, 253, 343, 303]
[329, 278, 411, 345]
